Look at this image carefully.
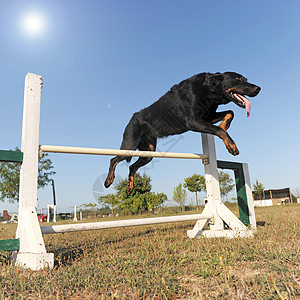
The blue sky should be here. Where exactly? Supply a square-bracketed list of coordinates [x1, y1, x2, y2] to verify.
[1, 0, 300, 213]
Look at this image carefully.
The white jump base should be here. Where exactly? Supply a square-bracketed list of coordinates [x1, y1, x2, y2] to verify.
[14, 73, 255, 271]
[41, 214, 214, 234]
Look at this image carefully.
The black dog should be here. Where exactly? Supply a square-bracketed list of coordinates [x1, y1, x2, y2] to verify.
[105, 72, 260, 193]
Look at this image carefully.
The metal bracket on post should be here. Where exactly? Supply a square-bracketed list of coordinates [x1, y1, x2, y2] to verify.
[202, 157, 209, 165]
[38, 146, 44, 159]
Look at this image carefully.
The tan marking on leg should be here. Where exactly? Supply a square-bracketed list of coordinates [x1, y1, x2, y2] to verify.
[149, 144, 155, 151]
[219, 113, 233, 131]
[127, 175, 134, 194]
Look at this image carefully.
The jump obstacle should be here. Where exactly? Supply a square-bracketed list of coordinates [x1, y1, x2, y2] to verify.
[6, 73, 256, 270]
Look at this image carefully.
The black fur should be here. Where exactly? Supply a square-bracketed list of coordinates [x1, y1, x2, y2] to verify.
[105, 72, 260, 193]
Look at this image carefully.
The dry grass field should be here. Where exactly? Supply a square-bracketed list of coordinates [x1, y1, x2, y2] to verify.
[0, 203, 299, 299]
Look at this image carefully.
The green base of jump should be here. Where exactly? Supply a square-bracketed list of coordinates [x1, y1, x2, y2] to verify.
[0, 150, 23, 163]
[0, 239, 20, 251]
[0, 151, 22, 252]
[217, 160, 250, 226]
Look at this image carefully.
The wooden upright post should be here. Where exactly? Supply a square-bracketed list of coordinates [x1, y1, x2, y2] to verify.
[13, 73, 54, 270]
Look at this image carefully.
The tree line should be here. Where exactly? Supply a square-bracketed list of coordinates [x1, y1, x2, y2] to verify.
[98, 171, 238, 214]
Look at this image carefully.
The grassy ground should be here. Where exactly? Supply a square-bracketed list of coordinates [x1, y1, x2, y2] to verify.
[0, 204, 299, 299]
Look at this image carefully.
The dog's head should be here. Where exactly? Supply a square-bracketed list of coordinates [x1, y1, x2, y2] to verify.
[204, 72, 261, 117]
[223, 72, 261, 117]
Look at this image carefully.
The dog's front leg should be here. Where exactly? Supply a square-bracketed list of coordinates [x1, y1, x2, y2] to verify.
[187, 120, 239, 156]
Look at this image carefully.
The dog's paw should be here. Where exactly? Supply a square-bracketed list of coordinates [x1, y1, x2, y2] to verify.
[104, 174, 114, 188]
[222, 136, 239, 156]
[224, 139, 239, 156]
[104, 180, 111, 188]
[231, 147, 239, 156]
[227, 144, 239, 156]
[127, 186, 133, 194]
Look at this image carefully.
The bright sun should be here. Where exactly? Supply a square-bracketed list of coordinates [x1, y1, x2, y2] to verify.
[22, 12, 46, 37]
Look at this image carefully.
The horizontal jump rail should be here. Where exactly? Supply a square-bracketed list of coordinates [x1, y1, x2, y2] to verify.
[39, 145, 209, 161]
[40, 214, 214, 234]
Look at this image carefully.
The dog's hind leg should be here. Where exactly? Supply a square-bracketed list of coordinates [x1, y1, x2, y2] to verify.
[127, 138, 157, 194]
[104, 115, 142, 189]
[104, 156, 125, 188]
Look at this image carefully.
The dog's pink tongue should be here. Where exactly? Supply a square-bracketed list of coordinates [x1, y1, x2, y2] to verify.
[237, 94, 251, 118]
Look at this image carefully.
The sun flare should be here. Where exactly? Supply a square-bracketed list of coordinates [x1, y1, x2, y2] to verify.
[22, 12, 46, 37]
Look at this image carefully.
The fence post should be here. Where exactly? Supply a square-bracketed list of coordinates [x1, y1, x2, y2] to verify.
[12, 73, 54, 270]
[73, 206, 78, 221]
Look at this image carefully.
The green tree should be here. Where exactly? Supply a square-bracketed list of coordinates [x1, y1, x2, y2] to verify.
[292, 188, 300, 198]
[80, 202, 97, 211]
[183, 174, 206, 210]
[252, 179, 265, 200]
[173, 183, 187, 211]
[218, 171, 235, 202]
[38, 152, 56, 189]
[114, 173, 167, 214]
[142, 192, 167, 212]
[0, 148, 55, 203]
[98, 193, 119, 215]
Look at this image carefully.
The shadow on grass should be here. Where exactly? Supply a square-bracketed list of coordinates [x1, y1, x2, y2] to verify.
[52, 222, 194, 268]
[256, 221, 268, 227]
[52, 225, 179, 268]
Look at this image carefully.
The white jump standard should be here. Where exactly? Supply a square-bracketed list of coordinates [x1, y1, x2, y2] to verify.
[13, 74, 54, 270]
[13, 73, 256, 271]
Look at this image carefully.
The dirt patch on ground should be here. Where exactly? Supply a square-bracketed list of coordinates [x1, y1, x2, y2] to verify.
[178, 267, 263, 299]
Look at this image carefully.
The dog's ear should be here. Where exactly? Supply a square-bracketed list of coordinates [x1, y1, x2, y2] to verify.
[203, 73, 224, 93]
